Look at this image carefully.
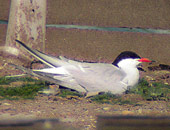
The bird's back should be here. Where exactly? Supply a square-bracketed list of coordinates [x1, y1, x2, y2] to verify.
[61, 58, 128, 94]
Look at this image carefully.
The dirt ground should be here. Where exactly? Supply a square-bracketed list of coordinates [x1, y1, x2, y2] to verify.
[1, 55, 170, 130]
[1, 94, 170, 130]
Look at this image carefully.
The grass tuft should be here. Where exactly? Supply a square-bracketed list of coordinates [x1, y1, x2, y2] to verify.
[0, 77, 43, 85]
[58, 89, 83, 97]
[91, 92, 136, 105]
[129, 78, 170, 101]
[0, 76, 48, 100]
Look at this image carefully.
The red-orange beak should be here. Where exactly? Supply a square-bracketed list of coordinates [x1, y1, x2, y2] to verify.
[137, 58, 152, 63]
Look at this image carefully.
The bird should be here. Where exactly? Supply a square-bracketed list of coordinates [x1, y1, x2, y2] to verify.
[11, 39, 152, 96]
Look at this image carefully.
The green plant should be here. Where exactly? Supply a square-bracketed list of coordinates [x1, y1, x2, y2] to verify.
[91, 92, 117, 104]
[58, 89, 83, 97]
[0, 76, 43, 85]
[0, 76, 48, 100]
[90, 92, 136, 105]
[129, 79, 170, 101]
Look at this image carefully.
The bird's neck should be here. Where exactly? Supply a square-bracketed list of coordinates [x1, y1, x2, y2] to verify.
[121, 67, 139, 87]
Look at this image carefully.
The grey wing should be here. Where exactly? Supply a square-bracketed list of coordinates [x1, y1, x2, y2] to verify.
[15, 40, 68, 67]
[64, 61, 128, 94]
[15, 40, 87, 92]
[35, 72, 87, 92]
[9, 63, 87, 93]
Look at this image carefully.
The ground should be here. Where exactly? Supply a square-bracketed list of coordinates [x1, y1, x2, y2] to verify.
[0, 93, 170, 130]
[1, 56, 170, 130]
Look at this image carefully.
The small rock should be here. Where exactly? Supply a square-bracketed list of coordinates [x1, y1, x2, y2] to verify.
[66, 95, 79, 100]
[81, 119, 85, 122]
[60, 117, 76, 123]
[3, 103, 11, 106]
[145, 76, 155, 81]
[103, 107, 110, 111]
[122, 110, 134, 115]
[39, 88, 59, 95]
[137, 109, 142, 114]
[49, 85, 59, 90]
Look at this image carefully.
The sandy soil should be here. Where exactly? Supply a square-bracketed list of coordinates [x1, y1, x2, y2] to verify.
[0, 93, 170, 130]
[1, 55, 170, 130]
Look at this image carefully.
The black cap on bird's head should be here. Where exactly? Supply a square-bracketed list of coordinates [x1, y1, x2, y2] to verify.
[112, 51, 141, 67]
[112, 51, 152, 67]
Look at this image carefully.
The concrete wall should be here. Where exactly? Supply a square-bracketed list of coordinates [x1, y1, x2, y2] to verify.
[1, 0, 170, 64]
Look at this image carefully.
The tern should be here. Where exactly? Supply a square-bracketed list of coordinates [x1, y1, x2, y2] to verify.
[11, 40, 152, 96]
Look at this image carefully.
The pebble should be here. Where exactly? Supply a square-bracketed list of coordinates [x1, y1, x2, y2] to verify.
[103, 107, 110, 111]
[145, 76, 155, 81]
[3, 103, 11, 106]
[137, 109, 142, 114]
[122, 110, 134, 115]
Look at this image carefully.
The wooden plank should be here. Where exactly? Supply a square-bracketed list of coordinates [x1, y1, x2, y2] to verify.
[97, 116, 170, 130]
[5, 0, 46, 59]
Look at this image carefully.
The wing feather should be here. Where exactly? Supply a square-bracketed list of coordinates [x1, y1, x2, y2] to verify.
[62, 61, 128, 94]
[9, 63, 86, 93]
[15, 40, 67, 67]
